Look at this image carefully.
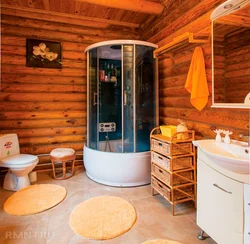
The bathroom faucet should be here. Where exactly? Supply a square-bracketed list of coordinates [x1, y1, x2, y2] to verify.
[239, 134, 250, 146]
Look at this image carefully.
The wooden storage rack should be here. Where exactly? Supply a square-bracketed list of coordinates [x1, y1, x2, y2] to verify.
[150, 127, 196, 215]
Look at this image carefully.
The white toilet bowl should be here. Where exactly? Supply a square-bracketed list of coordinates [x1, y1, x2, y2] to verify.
[0, 134, 39, 191]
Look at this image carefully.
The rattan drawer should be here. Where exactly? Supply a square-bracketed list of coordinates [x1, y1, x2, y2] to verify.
[151, 163, 194, 186]
[151, 139, 193, 156]
[151, 151, 193, 171]
[151, 176, 195, 202]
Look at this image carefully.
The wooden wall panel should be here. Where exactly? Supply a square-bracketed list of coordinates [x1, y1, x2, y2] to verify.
[142, 0, 249, 141]
[0, 9, 139, 171]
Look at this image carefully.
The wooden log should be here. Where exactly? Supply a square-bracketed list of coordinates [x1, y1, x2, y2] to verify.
[160, 84, 213, 97]
[225, 88, 249, 98]
[147, 0, 224, 45]
[159, 54, 212, 72]
[0, 127, 87, 138]
[1, 36, 26, 46]
[225, 68, 250, 78]
[159, 74, 188, 88]
[159, 70, 212, 88]
[1, 14, 139, 39]
[1, 44, 87, 61]
[1, 83, 86, 94]
[0, 101, 86, 111]
[1, 64, 86, 77]
[159, 96, 212, 108]
[225, 38, 250, 52]
[143, 0, 224, 42]
[63, 42, 88, 52]
[159, 117, 249, 139]
[0, 118, 87, 129]
[159, 61, 212, 79]
[1, 45, 25, 56]
[225, 76, 250, 85]
[226, 46, 250, 58]
[1, 36, 90, 52]
[226, 60, 250, 71]
[159, 107, 249, 130]
[19, 134, 86, 146]
[1, 24, 113, 44]
[20, 142, 85, 155]
[76, 0, 164, 15]
[1, 74, 85, 85]
[225, 54, 250, 68]
[1, 4, 139, 28]
[0, 93, 86, 102]
[155, 10, 213, 47]
[0, 110, 86, 120]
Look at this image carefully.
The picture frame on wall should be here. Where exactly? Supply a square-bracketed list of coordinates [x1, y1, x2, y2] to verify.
[26, 38, 62, 69]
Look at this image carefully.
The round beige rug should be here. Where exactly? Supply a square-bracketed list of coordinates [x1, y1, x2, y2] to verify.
[142, 240, 183, 244]
[4, 184, 67, 216]
[70, 196, 137, 240]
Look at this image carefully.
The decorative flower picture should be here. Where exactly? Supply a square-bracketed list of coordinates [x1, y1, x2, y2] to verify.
[26, 39, 62, 69]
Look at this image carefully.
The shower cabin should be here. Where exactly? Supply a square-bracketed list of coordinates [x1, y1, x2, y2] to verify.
[84, 40, 158, 186]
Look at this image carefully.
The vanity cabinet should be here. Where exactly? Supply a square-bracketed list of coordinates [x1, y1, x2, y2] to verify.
[244, 184, 250, 243]
[197, 159, 244, 244]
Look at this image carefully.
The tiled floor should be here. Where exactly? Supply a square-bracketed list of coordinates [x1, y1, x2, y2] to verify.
[0, 168, 216, 244]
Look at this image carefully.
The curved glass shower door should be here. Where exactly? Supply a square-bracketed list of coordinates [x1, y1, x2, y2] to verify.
[87, 48, 98, 150]
[87, 42, 157, 154]
[123, 44, 134, 152]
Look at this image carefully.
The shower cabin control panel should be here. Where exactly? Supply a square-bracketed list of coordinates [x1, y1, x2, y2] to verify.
[99, 122, 116, 132]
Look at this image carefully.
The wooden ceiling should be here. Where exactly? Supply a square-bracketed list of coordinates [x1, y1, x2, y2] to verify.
[1, 0, 165, 27]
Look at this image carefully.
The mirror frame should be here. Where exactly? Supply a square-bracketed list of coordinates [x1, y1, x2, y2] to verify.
[211, 0, 250, 108]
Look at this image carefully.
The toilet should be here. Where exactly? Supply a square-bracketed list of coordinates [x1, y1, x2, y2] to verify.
[0, 134, 39, 191]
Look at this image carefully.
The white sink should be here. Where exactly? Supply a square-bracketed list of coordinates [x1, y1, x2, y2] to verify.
[193, 140, 250, 174]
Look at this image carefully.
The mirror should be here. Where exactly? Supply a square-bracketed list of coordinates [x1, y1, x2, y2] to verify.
[211, 0, 250, 108]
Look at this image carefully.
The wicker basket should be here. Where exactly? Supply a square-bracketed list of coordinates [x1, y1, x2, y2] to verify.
[151, 139, 193, 156]
[151, 151, 193, 171]
[152, 163, 194, 186]
[151, 176, 194, 202]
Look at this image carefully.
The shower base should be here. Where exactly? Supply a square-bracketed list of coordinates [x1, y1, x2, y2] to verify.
[83, 145, 151, 187]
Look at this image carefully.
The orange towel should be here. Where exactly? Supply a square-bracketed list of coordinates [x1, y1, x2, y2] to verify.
[185, 46, 209, 111]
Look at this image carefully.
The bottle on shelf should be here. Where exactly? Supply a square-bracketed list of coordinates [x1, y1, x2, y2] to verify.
[99, 65, 105, 82]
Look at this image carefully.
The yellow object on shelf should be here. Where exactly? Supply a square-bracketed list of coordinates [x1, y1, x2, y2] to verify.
[160, 125, 177, 138]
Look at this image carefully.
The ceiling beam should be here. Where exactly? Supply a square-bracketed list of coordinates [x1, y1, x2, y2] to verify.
[1, 4, 139, 28]
[76, 0, 164, 15]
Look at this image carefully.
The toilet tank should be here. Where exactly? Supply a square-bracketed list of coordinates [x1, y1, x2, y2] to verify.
[0, 134, 20, 160]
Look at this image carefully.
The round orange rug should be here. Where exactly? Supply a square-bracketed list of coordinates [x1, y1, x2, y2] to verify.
[4, 184, 67, 216]
[142, 240, 183, 244]
[70, 196, 137, 240]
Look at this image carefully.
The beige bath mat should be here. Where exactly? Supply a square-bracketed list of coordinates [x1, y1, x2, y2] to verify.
[142, 240, 183, 244]
[70, 196, 136, 240]
[4, 184, 66, 215]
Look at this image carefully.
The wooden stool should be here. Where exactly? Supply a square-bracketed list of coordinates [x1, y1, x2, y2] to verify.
[50, 148, 76, 180]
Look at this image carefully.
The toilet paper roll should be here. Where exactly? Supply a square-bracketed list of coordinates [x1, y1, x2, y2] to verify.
[29, 171, 37, 183]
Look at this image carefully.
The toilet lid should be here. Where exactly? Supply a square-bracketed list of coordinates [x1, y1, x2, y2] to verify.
[0, 154, 38, 166]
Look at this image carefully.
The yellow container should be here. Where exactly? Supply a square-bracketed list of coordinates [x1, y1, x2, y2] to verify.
[160, 125, 177, 138]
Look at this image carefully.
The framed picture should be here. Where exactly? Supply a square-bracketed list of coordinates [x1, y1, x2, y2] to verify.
[26, 38, 62, 69]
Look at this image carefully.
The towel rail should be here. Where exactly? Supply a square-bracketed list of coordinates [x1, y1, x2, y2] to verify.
[153, 32, 209, 58]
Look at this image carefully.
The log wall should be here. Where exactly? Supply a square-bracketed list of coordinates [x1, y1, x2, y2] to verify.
[142, 0, 249, 140]
[0, 7, 139, 171]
